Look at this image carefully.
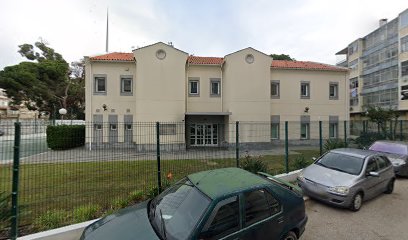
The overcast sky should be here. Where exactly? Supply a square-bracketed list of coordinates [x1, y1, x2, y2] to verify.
[1, 0, 407, 70]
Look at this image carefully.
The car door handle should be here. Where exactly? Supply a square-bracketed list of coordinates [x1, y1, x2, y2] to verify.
[278, 216, 284, 224]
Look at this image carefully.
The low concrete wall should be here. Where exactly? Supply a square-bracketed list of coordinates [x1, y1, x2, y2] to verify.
[274, 169, 302, 182]
[18, 170, 302, 240]
[18, 219, 98, 240]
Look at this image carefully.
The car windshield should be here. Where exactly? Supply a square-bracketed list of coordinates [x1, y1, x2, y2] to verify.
[369, 142, 408, 155]
[149, 178, 210, 240]
[316, 152, 364, 175]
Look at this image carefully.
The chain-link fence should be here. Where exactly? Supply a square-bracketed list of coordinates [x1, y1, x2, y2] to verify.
[3, 119, 400, 238]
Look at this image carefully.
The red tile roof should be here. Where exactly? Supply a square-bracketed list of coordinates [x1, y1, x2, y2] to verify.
[271, 60, 348, 72]
[188, 56, 224, 65]
[88, 53, 347, 72]
[90, 52, 134, 61]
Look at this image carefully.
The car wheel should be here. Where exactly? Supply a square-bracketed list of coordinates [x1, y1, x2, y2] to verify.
[282, 231, 297, 240]
[384, 178, 395, 194]
[350, 192, 363, 212]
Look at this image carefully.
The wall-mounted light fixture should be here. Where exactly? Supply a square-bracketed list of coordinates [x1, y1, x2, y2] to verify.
[304, 107, 309, 113]
[102, 104, 108, 111]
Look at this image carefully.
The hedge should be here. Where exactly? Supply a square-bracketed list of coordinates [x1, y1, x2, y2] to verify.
[46, 125, 85, 150]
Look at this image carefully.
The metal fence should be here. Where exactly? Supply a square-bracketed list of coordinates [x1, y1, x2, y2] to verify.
[1, 119, 400, 239]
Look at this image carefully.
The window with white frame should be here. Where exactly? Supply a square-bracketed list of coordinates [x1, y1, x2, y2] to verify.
[94, 124, 102, 130]
[94, 76, 106, 94]
[300, 82, 310, 98]
[189, 79, 199, 96]
[271, 81, 280, 98]
[110, 124, 117, 131]
[329, 123, 338, 138]
[350, 77, 358, 89]
[300, 123, 309, 139]
[120, 76, 132, 95]
[329, 83, 338, 100]
[210, 79, 221, 96]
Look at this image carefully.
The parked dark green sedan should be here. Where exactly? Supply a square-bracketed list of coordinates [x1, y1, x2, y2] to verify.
[80, 168, 307, 240]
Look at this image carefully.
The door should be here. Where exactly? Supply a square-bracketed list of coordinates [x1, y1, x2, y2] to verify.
[375, 156, 393, 191]
[190, 124, 218, 146]
[124, 123, 133, 143]
[240, 189, 284, 240]
[198, 196, 241, 240]
[363, 157, 380, 199]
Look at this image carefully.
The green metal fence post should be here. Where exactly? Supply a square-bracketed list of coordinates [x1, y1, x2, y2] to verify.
[285, 121, 289, 173]
[363, 120, 366, 134]
[236, 121, 239, 168]
[156, 122, 162, 193]
[344, 121, 348, 147]
[400, 120, 403, 141]
[11, 122, 21, 240]
[319, 121, 322, 156]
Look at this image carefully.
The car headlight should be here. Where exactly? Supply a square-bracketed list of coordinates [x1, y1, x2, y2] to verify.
[297, 172, 305, 182]
[390, 158, 405, 166]
[329, 186, 349, 195]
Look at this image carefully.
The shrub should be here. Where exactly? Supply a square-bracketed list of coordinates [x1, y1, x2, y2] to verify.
[240, 152, 268, 174]
[34, 210, 67, 231]
[73, 204, 101, 223]
[111, 198, 129, 210]
[291, 155, 312, 170]
[46, 125, 85, 150]
[128, 190, 145, 203]
[353, 132, 385, 149]
[147, 187, 160, 199]
[146, 179, 172, 199]
[0, 192, 11, 228]
[323, 138, 346, 153]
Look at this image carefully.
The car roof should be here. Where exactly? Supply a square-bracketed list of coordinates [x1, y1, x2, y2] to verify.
[372, 140, 408, 146]
[330, 148, 380, 159]
[187, 167, 269, 200]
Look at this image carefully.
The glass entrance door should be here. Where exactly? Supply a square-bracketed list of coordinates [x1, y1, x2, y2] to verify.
[190, 124, 218, 146]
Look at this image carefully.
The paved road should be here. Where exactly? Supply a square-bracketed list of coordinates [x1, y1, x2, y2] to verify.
[0, 134, 48, 161]
[302, 178, 408, 240]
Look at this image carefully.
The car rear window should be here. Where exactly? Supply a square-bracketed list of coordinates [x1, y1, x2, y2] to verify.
[316, 152, 364, 175]
[369, 142, 408, 155]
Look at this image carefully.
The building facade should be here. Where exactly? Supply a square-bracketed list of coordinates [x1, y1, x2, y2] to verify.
[85, 42, 348, 149]
[336, 9, 408, 120]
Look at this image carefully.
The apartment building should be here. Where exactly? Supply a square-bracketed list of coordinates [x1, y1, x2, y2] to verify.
[85, 42, 348, 149]
[336, 8, 408, 120]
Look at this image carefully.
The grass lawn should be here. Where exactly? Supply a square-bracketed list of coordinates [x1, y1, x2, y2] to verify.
[0, 149, 319, 236]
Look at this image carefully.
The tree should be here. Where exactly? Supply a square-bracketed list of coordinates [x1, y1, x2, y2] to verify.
[0, 41, 85, 119]
[67, 60, 85, 120]
[365, 106, 400, 140]
[270, 54, 295, 61]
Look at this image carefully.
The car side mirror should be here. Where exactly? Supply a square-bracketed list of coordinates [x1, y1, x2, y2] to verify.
[368, 171, 380, 177]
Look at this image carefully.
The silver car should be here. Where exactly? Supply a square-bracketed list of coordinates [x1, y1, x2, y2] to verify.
[298, 148, 395, 211]
[369, 140, 408, 177]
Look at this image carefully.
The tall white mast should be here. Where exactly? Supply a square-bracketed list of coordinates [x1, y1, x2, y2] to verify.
[105, 8, 109, 53]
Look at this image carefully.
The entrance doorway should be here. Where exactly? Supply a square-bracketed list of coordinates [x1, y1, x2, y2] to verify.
[189, 124, 218, 146]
